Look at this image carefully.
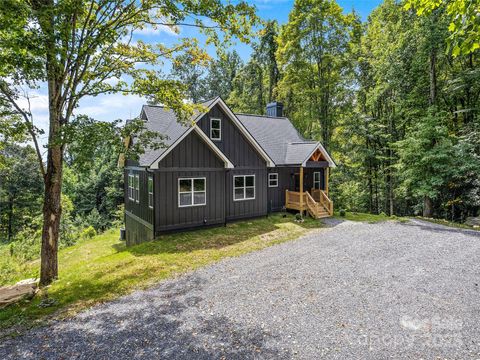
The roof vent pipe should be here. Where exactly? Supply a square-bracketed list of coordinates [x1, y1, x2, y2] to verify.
[266, 102, 283, 117]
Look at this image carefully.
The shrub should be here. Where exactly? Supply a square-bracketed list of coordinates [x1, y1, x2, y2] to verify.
[82, 226, 97, 239]
[81, 208, 109, 232]
[339, 209, 346, 217]
[295, 213, 303, 221]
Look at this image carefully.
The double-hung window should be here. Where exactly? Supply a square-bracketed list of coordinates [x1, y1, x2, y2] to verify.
[233, 175, 255, 201]
[313, 172, 321, 190]
[148, 176, 154, 209]
[178, 178, 206, 207]
[210, 118, 221, 140]
[128, 174, 135, 201]
[268, 173, 278, 187]
[134, 174, 140, 203]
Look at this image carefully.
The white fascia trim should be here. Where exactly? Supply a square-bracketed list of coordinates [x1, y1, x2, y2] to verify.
[149, 126, 234, 169]
[301, 142, 337, 168]
[192, 126, 234, 168]
[212, 98, 276, 167]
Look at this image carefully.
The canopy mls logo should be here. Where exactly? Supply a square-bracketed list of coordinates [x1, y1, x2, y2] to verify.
[346, 315, 463, 350]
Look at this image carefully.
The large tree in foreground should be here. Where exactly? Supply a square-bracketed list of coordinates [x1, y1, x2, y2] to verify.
[0, 0, 258, 286]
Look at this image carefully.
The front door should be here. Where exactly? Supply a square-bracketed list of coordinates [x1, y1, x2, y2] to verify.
[293, 173, 307, 192]
[293, 173, 299, 191]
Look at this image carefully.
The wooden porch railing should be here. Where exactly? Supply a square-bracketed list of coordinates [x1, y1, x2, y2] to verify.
[305, 192, 322, 218]
[286, 189, 333, 218]
[311, 188, 333, 216]
[285, 190, 307, 212]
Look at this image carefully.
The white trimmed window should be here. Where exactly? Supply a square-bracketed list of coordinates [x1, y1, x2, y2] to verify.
[148, 176, 154, 209]
[178, 178, 206, 207]
[128, 174, 134, 201]
[210, 118, 221, 140]
[268, 173, 278, 187]
[234, 175, 255, 201]
[134, 174, 140, 203]
[313, 172, 321, 190]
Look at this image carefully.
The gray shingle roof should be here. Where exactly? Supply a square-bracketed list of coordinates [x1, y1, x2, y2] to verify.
[235, 114, 319, 165]
[284, 142, 319, 165]
[136, 98, 221, 166]
[135, 99, 330, 167]
[137, 105, 191, 166]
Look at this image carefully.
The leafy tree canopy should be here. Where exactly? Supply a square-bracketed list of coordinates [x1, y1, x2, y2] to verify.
[405, 0, 480, 56]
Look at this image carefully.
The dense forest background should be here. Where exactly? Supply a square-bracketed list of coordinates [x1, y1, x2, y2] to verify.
[176, 0, 480, 220]
[1, 0, 479, 260]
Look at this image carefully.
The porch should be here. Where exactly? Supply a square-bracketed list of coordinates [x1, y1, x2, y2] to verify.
[285, 189, 333, 219]
[284, 162, 333, 219]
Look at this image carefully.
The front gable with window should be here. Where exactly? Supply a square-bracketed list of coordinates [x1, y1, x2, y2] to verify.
[198, 104, 267, 167]
[153, 128, 227, 232]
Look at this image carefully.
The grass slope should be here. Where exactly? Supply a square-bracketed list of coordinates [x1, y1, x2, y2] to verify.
[0, 214, 322, 336]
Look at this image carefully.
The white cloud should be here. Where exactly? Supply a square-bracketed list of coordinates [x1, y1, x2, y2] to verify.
[20, 91, 146, 150]
[76, 93, 147, 121]
[16, 91, 49, 113]
[133, 24, 179, 37]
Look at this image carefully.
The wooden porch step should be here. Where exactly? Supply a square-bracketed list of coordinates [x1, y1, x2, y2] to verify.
[309, 208, 331, 219]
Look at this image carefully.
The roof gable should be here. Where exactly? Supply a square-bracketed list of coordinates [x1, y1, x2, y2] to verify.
[236, 114, 335, 167]
[131, 97, 334, 168]
[139, 97, 274, 168]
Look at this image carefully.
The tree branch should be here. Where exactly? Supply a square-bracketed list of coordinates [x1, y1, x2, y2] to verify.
[0, 84, 46, 179]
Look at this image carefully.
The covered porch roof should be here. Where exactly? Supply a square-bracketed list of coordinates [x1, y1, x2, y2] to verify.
[284, 142, 336, 168]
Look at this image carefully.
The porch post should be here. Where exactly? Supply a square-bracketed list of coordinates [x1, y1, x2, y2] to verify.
[326, 167, 329, 196]
[299, 166, 304, 216]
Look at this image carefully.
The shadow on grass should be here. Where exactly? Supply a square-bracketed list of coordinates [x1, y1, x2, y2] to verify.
[119, 214, 320, 257]
[1, 273, 291, 360]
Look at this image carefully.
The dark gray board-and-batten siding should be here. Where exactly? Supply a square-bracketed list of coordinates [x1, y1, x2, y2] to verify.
[125, 103, 331, 244]
[197, 105, 266, 168]
[124, 169, 154, 246]
[267, 167, 326, 212]
[154, 129, 226, 232]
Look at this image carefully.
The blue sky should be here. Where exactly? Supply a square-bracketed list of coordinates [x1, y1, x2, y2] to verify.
[26, 0, 381, 148]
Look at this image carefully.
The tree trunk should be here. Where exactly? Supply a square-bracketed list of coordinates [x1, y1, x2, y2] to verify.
[37, 0, 64, 286]
[40, 65, 63, 286]
[429, 49, 437, 106]
[388, 172, 394, 216]
[40, 143, 63, 286]
[423, 196, 433, 218]
[7, 196, 14, 242]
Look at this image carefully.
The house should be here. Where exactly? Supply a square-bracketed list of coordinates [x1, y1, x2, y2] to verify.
[122, 97, 335, 246]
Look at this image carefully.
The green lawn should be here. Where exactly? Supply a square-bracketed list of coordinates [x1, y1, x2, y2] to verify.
[0, 214, 322, 336]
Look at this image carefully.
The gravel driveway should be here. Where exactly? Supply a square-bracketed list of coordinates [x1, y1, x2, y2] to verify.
[1, 219, 479, 359]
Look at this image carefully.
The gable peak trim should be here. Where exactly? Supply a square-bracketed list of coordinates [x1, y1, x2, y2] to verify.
[149, 125, 234, 169]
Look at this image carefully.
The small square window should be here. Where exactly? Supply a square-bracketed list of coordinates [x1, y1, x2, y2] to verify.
[233, 175, 255, 201]
[178, 177, 206, 207]
[268, 173, 278, 187]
